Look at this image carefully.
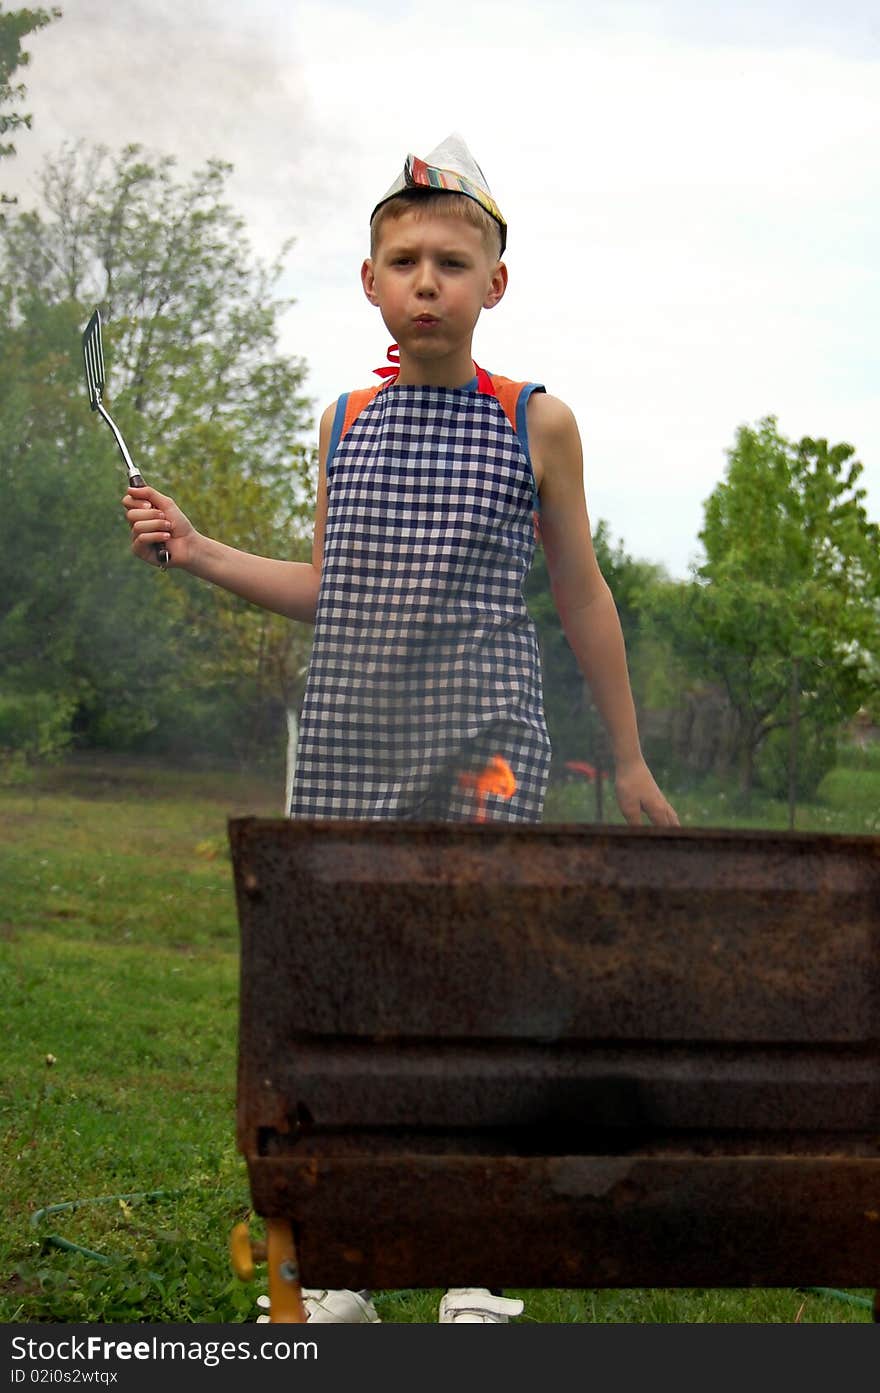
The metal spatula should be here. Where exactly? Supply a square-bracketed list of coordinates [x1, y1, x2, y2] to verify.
[81, 308, 169, 569]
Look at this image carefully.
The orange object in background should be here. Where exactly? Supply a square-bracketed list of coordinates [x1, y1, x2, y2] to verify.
[458, 754, 516, 823]
[564, 760, 609, 782]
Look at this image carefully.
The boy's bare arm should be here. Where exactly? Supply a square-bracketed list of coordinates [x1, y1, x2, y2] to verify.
[529, 393, 679, 827]
[123, 404, 333, 624]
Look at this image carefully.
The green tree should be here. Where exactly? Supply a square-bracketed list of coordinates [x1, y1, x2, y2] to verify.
[0, 142, 317, 763]
[653, 416, 880, 798]
[0, 291, 192, 759]
[0, 3, 60, 197]
[525, 519, 670, 786]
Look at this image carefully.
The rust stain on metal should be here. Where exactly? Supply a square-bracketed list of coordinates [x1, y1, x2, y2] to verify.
[229, 818, 880, 1292]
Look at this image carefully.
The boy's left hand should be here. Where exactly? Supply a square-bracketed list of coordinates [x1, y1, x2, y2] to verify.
[614, 757, 680, 827]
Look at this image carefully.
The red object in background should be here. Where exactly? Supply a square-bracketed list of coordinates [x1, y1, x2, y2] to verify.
[564, 760, 609, 782]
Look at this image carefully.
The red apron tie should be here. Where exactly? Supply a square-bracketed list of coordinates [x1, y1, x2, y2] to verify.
[372, 343, 401, 380]
[373, 344, 496, 395]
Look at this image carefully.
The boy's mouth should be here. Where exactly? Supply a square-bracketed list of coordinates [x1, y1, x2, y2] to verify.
[413, 314, 439, 327]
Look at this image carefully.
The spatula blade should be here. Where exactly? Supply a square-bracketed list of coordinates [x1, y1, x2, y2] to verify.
[81, 308, 105, 411]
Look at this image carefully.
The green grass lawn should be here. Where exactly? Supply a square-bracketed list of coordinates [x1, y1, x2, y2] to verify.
[0, 753, 874, 1323]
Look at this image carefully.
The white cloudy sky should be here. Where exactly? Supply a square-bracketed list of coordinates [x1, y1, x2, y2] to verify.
[7, 0, 880, 578]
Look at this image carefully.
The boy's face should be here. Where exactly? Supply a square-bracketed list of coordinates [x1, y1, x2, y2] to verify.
[362, 207, 507, 370]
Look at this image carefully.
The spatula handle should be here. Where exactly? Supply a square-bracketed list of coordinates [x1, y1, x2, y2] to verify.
[130, 472, 170, 569]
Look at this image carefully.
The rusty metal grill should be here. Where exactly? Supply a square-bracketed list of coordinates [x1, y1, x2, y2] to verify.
[229, 819, 880, 1291]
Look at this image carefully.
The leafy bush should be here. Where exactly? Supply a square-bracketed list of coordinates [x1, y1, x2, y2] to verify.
[0, 689, 76, 775]
[755, 724, 837, 801]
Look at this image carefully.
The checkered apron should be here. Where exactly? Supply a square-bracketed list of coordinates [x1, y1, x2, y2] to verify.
[289, 378, 552, 822]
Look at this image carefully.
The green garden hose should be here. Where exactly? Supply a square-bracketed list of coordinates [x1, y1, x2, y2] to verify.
[30, 1189, 181, 1264]
[797, 1286, 874, 1312]
[29, 1196, 876, 1316]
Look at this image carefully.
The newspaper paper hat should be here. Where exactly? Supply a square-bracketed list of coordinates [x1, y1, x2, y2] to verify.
[370, 132, 507, 254]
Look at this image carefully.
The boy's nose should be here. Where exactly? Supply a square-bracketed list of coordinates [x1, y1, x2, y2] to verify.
[414, 263, 439, 296]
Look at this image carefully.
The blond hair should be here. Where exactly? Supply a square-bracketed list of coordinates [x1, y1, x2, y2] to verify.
[370, 189, 503, 261]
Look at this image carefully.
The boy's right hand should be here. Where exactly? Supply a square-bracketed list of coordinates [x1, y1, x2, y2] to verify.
[122, 485, 197, 569]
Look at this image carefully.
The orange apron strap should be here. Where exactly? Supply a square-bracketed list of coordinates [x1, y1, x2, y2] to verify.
[342, 386, 382, 439]
[489, 374, 527, 434]
[488, 374, 544, 526]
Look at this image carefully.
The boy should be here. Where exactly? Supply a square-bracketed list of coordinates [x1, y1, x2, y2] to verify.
[124, 134, 679, 1321]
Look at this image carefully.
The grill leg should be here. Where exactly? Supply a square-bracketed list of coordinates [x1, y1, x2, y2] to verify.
[267, 1218, 307, 1323]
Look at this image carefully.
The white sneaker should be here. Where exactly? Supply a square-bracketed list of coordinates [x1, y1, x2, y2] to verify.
[256, 1289, 380, 1323]
[438, 1288, 524, 1323]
